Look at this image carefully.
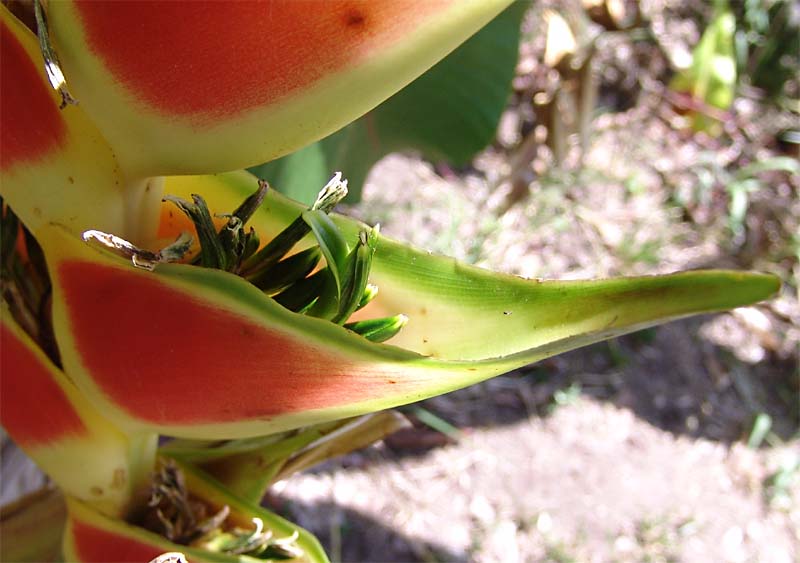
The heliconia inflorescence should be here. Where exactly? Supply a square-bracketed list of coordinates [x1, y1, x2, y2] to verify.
[0, 2, 780, 561]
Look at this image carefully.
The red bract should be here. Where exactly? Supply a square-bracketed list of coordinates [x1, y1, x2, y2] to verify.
[0, 21, 66, 169]
[1, 321, 86, 445]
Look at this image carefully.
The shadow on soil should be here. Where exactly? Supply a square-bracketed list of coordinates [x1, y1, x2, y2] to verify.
[304, 315, 797, 470]
[266, 497, 466, 563]
[280, 317, 797, 561]
[388, 316, 798, 449]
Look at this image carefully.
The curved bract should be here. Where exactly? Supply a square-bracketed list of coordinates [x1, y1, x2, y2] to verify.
[39, 175, 778, 440]
[47, 0, 513, 178]
[163, 171, 783, 359]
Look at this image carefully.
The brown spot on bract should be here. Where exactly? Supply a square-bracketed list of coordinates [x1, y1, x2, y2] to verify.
[344, 9, 366, 28]
[90, 486, 104, 496]
[68, 176, 75, 184]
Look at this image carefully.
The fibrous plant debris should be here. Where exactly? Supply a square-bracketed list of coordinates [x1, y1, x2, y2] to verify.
[141, 461, 302, 560]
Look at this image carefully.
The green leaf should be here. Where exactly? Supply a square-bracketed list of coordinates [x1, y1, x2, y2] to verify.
[670, 0, 737, 132]
[748, 0, 800, 98]
[735, 156, 800, 180]
[747, 412, 772, 449]
[250, 1, 527, 203]
[409, 406, 462, 439]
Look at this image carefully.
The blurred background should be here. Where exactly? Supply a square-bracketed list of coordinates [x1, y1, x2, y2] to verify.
[2, 0, 798, 561]
[261, 0, 799, 561]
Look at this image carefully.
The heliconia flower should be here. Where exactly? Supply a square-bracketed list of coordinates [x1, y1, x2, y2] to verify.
[37, 171, 779, 441]
[0, 306, 156, 518]
[45, 0, 514, 180]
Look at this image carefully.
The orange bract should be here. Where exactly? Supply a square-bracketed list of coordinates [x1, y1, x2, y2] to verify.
[74, 0, 450, 120]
